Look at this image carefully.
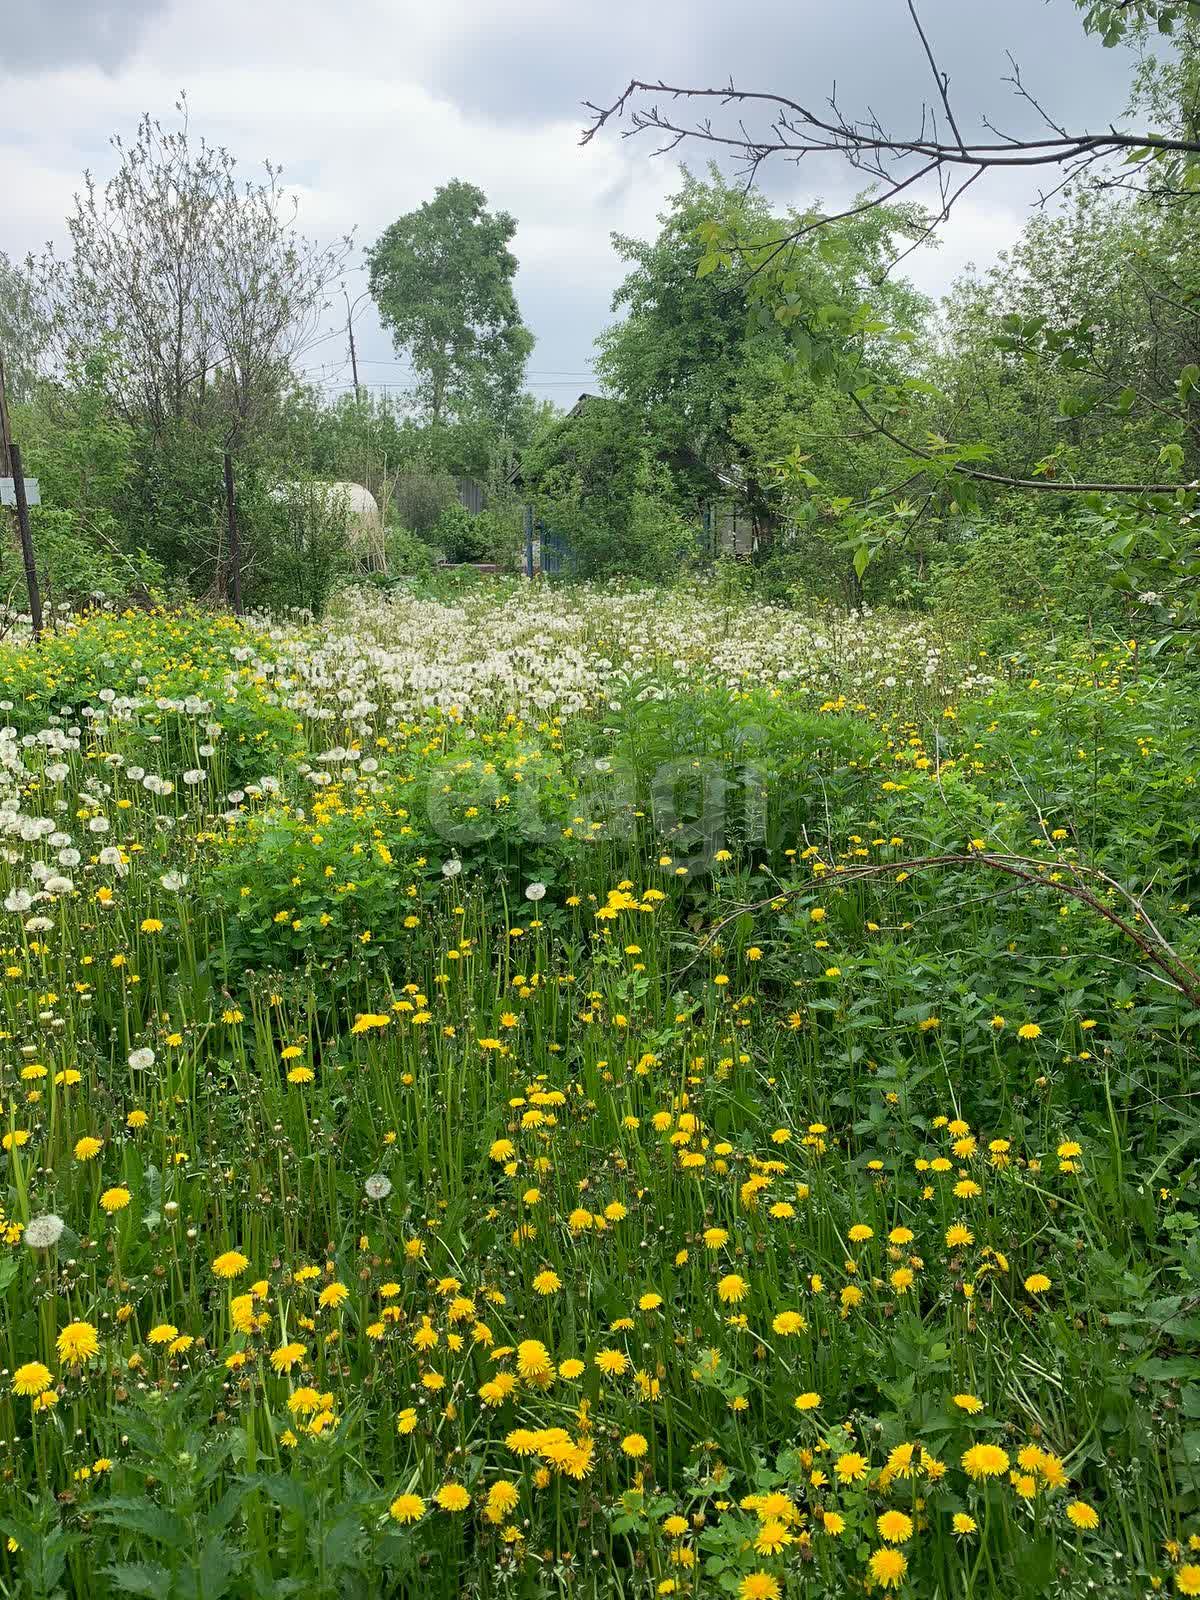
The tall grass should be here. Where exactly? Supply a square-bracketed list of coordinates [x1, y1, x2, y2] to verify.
[0, 596, 1197, 1598]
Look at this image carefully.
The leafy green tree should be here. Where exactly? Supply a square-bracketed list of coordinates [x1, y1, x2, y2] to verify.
[596, 169, 927, 555]
[0, 252, 45, 402]
[932, 194, 1184, 485]
[11, 351, 164, 605]
[730, 349, 919, 602]
[1076, 0, 1200, 45]
[32, 105, 347, 450]
[520, 395, 692, 578]
[584, 6, 1200, 632]
[596, 171, 793, 543]
[367, 181, 534, 429]
[17, 104, 349, 607]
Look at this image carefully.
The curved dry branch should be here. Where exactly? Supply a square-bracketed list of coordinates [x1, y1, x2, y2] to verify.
[582, 79, 1200, 171]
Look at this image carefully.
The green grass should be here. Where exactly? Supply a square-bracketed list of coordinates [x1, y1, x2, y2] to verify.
[0, 597, 1198, 1599]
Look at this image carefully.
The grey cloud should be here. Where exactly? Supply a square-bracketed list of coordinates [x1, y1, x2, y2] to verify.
[2, 0, 168, 75]
[429, 0, 1137, 143]
[0, 0, 1151, 412]
[418, 0, 1147, 387]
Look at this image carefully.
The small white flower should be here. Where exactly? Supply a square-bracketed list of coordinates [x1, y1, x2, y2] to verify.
[441, 858, 463, 878]
[524, 881, 547, 902]
[4, 888, 32, 913]
[128, 1047, 156, 1071]
[364, 1173, 392, 1201]
[24, 1214, 65, 1249]
[160, 872, 188, 892]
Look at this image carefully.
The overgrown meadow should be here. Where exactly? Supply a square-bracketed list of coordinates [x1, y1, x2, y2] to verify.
[2, 580, 1200, 1600]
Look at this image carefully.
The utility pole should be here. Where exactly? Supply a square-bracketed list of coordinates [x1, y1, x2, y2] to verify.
[344, 288, 361, 399]
[344, 287, 371, 404]
[0, 351, 43, 640]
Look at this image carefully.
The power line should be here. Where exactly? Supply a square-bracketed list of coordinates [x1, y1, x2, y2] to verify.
[315, 379, 602, 392]
[311, 357, 597, 376]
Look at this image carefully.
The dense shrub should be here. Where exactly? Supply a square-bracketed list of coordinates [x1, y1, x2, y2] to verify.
[430, 500, 497, 563]
[238, 477, 353, 617]
[1, 507, 167, 610]
[391, 469, 459, 537]
[925, 507, 1125, 646]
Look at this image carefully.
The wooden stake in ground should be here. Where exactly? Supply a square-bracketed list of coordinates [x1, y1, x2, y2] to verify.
[8, 442, 43, 639]
[0, 351, 11, 480]
[0, 352, 43, 640]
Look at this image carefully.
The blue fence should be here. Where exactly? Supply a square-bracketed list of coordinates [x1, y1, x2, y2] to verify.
[522, 501, 746, 575]
[524, 506, 574, 578]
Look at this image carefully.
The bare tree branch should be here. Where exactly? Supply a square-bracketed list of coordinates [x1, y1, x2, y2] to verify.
[905, 0, 968, 154]
[582, 0, 1200, 249]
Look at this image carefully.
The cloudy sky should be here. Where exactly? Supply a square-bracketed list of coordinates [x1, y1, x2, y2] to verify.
[2, 0, 1142, 407]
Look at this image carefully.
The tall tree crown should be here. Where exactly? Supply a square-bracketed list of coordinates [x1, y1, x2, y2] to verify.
[367, 179, 533, 428]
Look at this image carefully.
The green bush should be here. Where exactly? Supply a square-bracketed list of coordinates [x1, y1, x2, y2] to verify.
[380, 524, 437, 577]
[533, 455, 694, 581]
[431, 501, 497, 563]
[238, 477, 352, 617]
[4, 507, 167, 611]
[12, 352, 169, 609]
[391, 469, 458, 536]
[470, 506, 523, 569]
[926, 507, 1124, 646]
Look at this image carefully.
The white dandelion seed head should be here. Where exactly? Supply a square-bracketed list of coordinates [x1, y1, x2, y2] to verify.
[364, 1173, 392, 1201]
[24, 1214, 65, 1249]
[524, 881, 547, 902]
